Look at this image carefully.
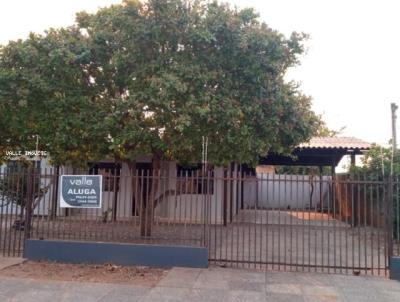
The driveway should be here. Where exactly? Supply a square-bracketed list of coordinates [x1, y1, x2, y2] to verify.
[0, 266, 400, 302]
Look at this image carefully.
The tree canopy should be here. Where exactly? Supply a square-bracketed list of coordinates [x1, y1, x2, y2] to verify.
[0, 0, 321, 167]
[352, 143, 400, 177]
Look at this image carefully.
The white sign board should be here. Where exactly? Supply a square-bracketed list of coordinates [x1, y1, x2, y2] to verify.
[60, 175, 102, 208]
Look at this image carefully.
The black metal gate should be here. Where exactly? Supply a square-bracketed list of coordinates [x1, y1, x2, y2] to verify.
[207, 172, 397, 276]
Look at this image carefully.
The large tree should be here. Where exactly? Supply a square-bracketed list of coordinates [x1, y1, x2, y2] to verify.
[1, 0, 321, 235]
[0, 27, 108, 165]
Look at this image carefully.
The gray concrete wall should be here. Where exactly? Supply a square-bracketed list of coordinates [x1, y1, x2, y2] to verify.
[390, 256, 400, 280]
[24, 239, 208, 268]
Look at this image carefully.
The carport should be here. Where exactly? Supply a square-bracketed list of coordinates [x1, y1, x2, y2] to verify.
[259, 136, 372, 173]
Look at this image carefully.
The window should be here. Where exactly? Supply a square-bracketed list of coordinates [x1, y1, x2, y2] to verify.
[6, 160, 40, 173]
[99, 167, 117, 192]
[88, 163, 120, 192]
[176, 164, 214, 194]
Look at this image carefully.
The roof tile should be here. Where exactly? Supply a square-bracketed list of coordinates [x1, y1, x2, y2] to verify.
[298, 137, 371, 150]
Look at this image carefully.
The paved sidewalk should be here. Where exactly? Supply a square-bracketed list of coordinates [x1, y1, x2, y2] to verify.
[0, 266, 400, 301]
[0, 257, 24, 270]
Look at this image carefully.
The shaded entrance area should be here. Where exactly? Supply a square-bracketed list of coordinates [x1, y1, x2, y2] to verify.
[259, 136, 372, 170]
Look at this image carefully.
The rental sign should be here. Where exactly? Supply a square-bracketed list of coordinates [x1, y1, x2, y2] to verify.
[60, 175, 102, 208]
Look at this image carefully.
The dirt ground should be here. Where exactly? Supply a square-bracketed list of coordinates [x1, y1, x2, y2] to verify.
[0, 261, 168, 286]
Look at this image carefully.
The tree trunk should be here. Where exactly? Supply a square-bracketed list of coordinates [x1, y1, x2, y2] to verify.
[50, 166, 60, 220]
[112, 159, 120, 222]
[24, 166, 34, 239]
[139, 154, 162, 237]
[128, 161, 137, 216]
[140, 200, 153, 237]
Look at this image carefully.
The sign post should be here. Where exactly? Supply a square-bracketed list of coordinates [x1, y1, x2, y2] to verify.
[60, 175, 102, 208]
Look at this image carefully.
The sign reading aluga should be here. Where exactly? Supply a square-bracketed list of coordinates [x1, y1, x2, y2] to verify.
[60, 175, 102, 208]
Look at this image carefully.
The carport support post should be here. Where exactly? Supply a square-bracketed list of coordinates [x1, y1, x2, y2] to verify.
[331, 163, 335, 218]
[350, 153, 356, 167]
[319, 166, 323, 210]
[349, 153, 356, 225]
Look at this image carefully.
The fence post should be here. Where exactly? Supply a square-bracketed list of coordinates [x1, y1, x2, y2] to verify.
[50, 166, 59, 220]
[223, 168, 228, 227]
[388, 175, 394, 269]
[24, 167, 34, 240]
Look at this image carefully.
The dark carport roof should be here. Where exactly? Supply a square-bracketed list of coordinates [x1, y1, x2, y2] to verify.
[259, 137, 371, 167]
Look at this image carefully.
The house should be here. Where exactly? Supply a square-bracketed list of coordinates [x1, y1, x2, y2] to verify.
[0, 136, 371, 224]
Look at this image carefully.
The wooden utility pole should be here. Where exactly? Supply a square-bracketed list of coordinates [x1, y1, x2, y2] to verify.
[391, 103, 398, 175]
[391, 103, 398, 150]
[389, 103, 397, 264]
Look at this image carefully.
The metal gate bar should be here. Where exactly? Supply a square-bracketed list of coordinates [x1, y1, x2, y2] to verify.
[208, 171, 392, 276]
[0, 165, 397, 277]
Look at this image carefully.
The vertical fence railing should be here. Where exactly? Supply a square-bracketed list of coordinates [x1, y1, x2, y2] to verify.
[387, 175, 394, 269]
[0, 164, 41, 256]
[0, 166, 217, 256]
[0, 165, 397, 276]
[205, 171, 391, 276]
[393, 176, 400, 257]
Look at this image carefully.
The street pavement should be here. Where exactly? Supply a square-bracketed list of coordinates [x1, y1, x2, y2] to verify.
[0, 261, 400, 301]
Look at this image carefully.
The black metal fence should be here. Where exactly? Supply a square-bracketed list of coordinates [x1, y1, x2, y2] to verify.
[0, 166, 399, 276]
[208, 173, 398, 276]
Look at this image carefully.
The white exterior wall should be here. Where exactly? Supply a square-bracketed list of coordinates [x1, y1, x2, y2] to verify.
[33, 158, 54, 215]
[62, 163, 134, 219]
[55, 161, 226, 224]
[155, 164, 225, 224]
[243, 173, 331, 210]
[1, 159, 238, 224]
[3, 159, 330, 222]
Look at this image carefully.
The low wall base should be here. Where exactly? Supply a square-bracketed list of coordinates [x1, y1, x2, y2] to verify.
[24, 239, 208, 268]
[390, 257, 400, 281]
